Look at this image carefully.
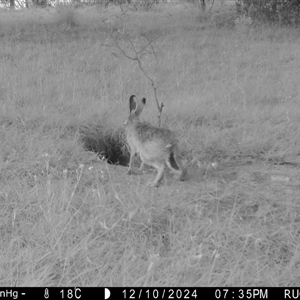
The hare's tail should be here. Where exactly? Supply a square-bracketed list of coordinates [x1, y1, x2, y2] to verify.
[168, 152, 180, 171]
[166, 150, 187, 181]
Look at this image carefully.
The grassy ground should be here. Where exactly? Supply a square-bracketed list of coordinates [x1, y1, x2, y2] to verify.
[0, 2, 300, 286]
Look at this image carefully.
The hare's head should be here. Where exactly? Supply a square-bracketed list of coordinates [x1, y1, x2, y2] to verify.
[125, 95, 146, 126]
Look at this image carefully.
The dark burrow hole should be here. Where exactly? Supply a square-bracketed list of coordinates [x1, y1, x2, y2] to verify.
[80, 124, 130, 167]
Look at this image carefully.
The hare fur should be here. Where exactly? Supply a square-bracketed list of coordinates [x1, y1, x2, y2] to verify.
[125, 95, 187, 187]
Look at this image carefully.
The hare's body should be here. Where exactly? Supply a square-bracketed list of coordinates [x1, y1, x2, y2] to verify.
[125, 95, 187, 187]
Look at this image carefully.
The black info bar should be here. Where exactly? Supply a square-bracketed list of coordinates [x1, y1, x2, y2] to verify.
[0, 287, 298, 300]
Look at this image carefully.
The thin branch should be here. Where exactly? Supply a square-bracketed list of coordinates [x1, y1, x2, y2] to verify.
[109, 29, 164, 127]
[209, 0, 215, 11]
[141, 33, 158, 62]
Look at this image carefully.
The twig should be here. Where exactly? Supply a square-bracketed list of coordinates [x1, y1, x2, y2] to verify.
[209, 0, 215, 11]
[107, 26, 164, 127]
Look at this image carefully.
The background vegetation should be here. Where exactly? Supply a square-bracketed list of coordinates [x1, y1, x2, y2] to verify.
[0, 0, 300, 286]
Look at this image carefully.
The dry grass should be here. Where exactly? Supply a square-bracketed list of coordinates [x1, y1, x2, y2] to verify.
[0, 2, 300, 286]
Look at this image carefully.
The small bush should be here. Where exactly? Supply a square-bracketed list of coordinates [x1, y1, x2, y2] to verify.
[239, 0, 300, 25]
[210, 10, 237, 29]
[130, 0, 159, 11]
[234, 14, 253, 33]
[55, 4, 78, 28]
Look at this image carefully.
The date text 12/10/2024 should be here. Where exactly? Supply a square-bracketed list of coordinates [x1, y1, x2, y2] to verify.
[119, 288, 300, 299]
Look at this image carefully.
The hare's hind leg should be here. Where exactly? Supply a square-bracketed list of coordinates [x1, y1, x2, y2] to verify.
[145, 161, 165, 187]
[139, 161, 144, 172]
[166, 149, 187, 181]
[178, 163, 187, 181]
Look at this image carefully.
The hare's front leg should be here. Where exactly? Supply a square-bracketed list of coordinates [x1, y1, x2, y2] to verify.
[127, 147, 136, 175]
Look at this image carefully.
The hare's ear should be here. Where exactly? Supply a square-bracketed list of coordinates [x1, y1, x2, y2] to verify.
[129, 95, 137, 113]
[134, 98, 146, 116]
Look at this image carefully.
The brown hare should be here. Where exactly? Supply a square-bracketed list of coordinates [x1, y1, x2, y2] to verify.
[125, 95, 187, 187]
